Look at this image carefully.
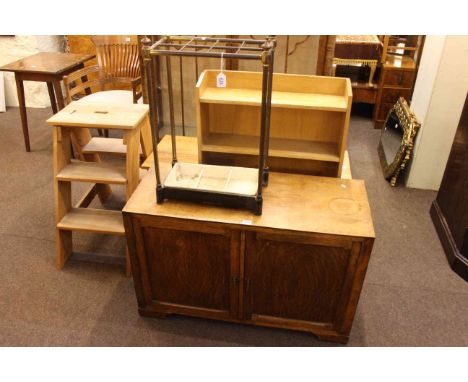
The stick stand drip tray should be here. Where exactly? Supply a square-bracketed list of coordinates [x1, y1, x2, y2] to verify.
[158, 162, 262, 214]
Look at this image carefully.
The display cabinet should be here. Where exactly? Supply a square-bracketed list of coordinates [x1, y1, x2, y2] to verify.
[197, 70, 352, 177]
[373, 35, 425, 128]
[380, 35, 424, 64]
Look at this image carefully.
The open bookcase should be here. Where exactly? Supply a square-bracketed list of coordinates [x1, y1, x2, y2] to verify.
[196, 70, 352, 177]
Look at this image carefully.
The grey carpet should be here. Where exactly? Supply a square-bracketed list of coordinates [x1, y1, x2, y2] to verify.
[0, 105, 467, 346]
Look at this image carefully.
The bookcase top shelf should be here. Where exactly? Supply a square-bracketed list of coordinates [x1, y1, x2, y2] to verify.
[197, 70, 351, 112]
[200, 88, 348, 112]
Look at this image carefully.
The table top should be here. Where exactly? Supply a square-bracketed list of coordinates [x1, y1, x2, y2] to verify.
[46, 101, 149, 130]
[334, 35, 382, 61]
[0, 52, 95, 75]
[125, 136, 375, 239]
[336, 35, 381, 45]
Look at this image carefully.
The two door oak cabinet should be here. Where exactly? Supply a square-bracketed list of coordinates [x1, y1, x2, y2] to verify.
[123, 139, 375, 343]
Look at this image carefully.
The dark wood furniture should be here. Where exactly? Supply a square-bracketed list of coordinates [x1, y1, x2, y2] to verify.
[0, 52, 95, 151]
[373, 55, 417, 128]
[332, 35, 382, 104]
[373, 36, 425, 128]
[431, 94, 468, 281]
[123, 136, 375, 344]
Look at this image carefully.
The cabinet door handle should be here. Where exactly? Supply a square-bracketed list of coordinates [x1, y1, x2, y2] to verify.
[231, 276, 239, 285]
[398, 73, 404, 85]
[245, 278, 250, 292]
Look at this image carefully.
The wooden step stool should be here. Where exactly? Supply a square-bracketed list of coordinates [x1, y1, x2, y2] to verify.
[47, 102, 151, 276]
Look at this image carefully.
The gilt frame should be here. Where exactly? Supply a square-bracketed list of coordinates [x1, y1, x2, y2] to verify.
[378, 97, 421, 186]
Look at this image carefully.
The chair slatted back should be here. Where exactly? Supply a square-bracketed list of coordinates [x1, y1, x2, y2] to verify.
[63, 65, 104, 105]
[92, 35, 141, 81]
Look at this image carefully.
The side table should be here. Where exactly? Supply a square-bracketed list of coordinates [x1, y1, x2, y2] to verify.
[0, 52, 95, 151]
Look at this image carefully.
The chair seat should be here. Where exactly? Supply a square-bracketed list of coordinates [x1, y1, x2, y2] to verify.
[76, 90, 143, 105]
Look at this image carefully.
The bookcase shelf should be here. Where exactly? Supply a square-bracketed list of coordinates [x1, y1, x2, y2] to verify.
[196, 70, 352, 177]
[202, 133, 340, 163]
[200, 87, 348, 112]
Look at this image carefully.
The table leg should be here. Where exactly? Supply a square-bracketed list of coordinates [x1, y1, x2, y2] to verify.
[368, 62, 377, 86]
[14, 74, 30, 152]
[47, 82, 58, 114]
[53, 80, 65, 110]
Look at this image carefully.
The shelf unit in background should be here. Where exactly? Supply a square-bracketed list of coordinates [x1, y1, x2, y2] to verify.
[196, 70, 352, 178]
[373, 35, 425, 128]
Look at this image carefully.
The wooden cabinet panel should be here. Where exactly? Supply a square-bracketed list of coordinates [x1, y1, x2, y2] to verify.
[131, 218, 240, 319]
[244, 232, 350, 325]
[381, 88, 412, 104]
[143, 227, 231, 309]
[383, 70, 415, 87]
[353, 86, 378, 104]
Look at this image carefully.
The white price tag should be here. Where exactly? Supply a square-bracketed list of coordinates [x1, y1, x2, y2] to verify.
[216, 72, 227, 88]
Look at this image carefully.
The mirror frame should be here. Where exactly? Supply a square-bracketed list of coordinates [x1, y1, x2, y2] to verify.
[378, 97, 421, 186]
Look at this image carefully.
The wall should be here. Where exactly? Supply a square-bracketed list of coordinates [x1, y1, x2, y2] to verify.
[0, 35, 66, 108]
[406, 35, 468, 190]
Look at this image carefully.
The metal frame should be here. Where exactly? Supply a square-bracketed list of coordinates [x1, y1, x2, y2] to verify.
[142, 35, 276, 215]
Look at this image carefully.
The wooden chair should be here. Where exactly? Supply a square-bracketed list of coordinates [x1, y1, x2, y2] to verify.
[62, 36, 151, 161]
[63, 35, 142, 106]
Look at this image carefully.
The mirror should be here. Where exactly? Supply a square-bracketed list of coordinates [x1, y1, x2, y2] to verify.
[378, 97, 421, 186]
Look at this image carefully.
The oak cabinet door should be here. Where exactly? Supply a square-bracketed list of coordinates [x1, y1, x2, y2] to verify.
[243, 232, 353, 328]
[136, 219, 240, 319]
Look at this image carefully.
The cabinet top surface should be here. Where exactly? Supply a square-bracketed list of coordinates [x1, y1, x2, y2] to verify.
[46, 101, 149, 129]
[125, 136, 375, 239]
[0, 52, 95, 74]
